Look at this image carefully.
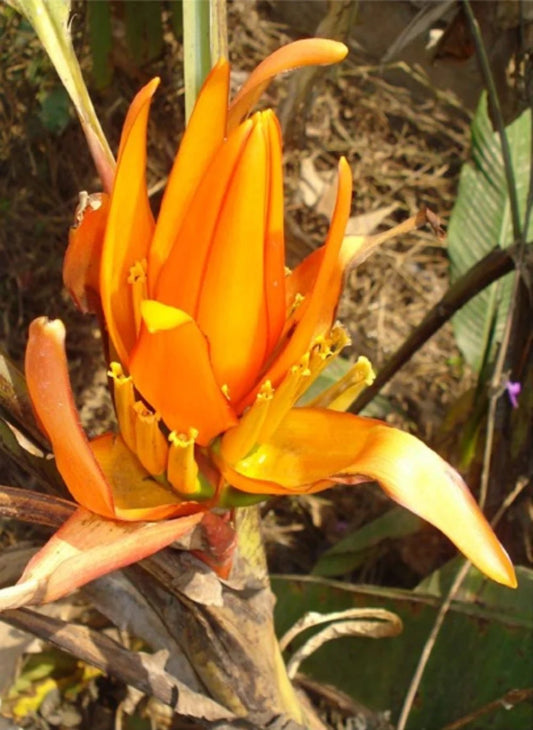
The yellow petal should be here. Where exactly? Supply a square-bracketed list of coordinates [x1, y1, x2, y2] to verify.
[221, 407, 516, 588]
[100, 78, 158, 366]
[148, 60, 230, 290]
[89, 433, 202, 521]
[228, 39, 348, 131]
[25, 318, 115, 519]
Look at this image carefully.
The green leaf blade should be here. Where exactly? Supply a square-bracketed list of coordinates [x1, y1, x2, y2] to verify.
[449, 95, 532, 371]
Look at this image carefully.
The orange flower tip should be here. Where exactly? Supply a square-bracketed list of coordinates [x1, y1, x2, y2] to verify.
[213, 56, 229, 69]
[331, 41, 350, 62]
[502, 561, 518, 589]
[488, 547, 517, 588]
[30, 316, 65, 342]
[339, 156, 351, 175]
[317, 38, 350, 63]
[147, 77, 161, 96]
[283, 38, 348, 66]
[321, 39, 349, 62]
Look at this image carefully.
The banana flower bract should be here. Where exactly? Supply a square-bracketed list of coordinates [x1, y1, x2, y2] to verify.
[10, 40, 516, 606]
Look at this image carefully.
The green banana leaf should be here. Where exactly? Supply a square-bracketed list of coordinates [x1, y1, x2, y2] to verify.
[312, 507, 422, 577]
[448, 95, 532, 371]
[272, 567, 533, 729]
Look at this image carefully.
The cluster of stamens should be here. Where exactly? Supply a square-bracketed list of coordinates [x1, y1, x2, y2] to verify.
[108, 362, 200, 496]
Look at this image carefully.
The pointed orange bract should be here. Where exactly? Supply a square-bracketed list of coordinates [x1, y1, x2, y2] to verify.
[25, 318, 115, 519]
[148, 60, 230, 290]
[155, 119, 254, 315]
[263, 111, 286, 355]
[228, 38, 349, 131]
[100, 78, 158, 366]
[253, 157, 352, 400]
[195, 112, 272, 401]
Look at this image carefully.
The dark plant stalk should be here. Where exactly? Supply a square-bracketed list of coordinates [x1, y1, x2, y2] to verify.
[0, 485, 75, 527]
[350, 244, 527, 414]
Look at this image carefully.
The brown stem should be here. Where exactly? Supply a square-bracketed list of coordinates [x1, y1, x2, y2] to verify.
[1, 608, 234, 725]
[0, 485, 75, 528]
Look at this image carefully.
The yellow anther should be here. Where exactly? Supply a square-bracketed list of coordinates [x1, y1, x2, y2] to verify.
[309, 356, 375, 411]
[128, 259, 148, 335]
[221, 382, 274, 464]
[300, 325, 351, 401]
[168, 428, 200, 495]
[221, 384, 231, 401]
[108, 361, 136, 452]
[289, 292, 305, 316]
[132, 401, 168, 476]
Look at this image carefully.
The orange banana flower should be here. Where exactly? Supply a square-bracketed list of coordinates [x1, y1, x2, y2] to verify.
[15, 39, 515, 606]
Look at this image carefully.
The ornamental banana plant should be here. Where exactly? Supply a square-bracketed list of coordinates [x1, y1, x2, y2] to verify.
[0, 39, 515, 613]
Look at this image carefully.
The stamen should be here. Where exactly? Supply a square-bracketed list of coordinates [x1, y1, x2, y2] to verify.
[257, 356, 310, 444]
[168, 428, 200, 495]
[108, 362, 136, 452]
[221, 384, 231, 401]
[128, 259, 148, 335]
[308, 355, 375, 411]
[221, 381, 274, 464]
[132, 401, 168, 476]
[294, 325, 350, 402]
[255, 325, 350, 446]
[289, 292, 305, 316]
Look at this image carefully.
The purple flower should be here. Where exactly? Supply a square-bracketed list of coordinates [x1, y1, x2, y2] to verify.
[506, 380, 521, 409]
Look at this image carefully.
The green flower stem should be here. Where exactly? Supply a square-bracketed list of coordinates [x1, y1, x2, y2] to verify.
[182, 0, 212, 122]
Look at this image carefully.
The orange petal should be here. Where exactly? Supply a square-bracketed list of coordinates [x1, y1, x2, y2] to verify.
[100, 78, 158, 366]
[148, 60, 230, 290]
[0, 506, 203, 607]
[253, 157, 352, 399]
[25, 318, 115, 519]
[263, 111, 286, 355]
[155, 118, 254, 316]
[222, 407, 517, 588]
[89, 433, 204, 521]
[228, 39, 348, 131]
[130, 301, 237, 445]
[285, 247, 324, 313]
[63, 193, 110, 312]
[195, 111, 273, 402]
